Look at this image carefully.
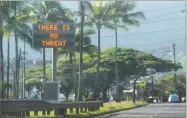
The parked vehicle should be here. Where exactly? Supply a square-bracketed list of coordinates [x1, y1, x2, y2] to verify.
[168, 94, 179, 103]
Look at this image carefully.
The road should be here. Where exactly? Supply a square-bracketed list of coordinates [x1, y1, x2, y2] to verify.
[97, 103, 186, 118]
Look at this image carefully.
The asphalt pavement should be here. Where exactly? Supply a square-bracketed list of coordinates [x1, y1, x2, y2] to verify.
[97, 103, 186, 118]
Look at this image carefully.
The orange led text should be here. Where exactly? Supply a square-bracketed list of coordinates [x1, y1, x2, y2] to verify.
[62, 24, 71, 31]
[42, 40, 67, 47]
[38, 24, 58, 31]
[49, 33, 59, 39]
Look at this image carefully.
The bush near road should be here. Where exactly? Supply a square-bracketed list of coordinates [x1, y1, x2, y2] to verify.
[29, 101, 147, 118]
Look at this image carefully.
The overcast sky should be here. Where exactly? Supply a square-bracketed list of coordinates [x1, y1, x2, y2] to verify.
[2, 1, 185, 62]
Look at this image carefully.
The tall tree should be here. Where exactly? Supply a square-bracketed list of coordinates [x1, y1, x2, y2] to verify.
[57, 26, 96, 100]
[77, 1, 85, 101]
[84, 1, 112, 100]
[0, 1, 12, 98]
[3, 1, 37, 98]
[108, 1, 145, 101]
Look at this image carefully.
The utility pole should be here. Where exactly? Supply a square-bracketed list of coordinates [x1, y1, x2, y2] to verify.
[151, 71, 154, 103]
[173, 44, 177, 92]
[115, 26, 120, 102]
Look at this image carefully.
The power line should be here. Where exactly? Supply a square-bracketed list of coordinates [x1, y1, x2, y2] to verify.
[121, 40, 184, 51]
[141, 17, 184, 24]
[141, 5, 184, 13]
[149, 42, 184, 51]
[121, 38, 185, 48]
[97, 15, 184, 30]
[91, 27, 185, 39]
[155, 10, 184, 18]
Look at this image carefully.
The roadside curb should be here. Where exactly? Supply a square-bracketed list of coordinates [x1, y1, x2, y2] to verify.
[89, 103, 148, 118]
[66, 103, 148, 118]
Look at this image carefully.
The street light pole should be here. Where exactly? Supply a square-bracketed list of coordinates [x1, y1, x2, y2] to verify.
[77, 1, 84, 101]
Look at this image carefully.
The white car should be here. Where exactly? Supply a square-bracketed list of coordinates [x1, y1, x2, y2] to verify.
[168, 94, 179, 103]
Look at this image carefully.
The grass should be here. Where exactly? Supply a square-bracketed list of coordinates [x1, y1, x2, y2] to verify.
[28, 101, 148, 118]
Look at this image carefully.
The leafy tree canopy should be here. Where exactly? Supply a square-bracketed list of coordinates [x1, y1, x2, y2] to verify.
[25, 47, 182, 93]
[156, 73, 186, 96]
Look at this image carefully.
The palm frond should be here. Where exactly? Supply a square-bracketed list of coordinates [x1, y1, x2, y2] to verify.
[116, 24, 128, 30]
[119, 1, 136, 13]
[103, 23, 115, 30]
[122, 19, 140, 27]
[16, 23, 42, 52]
[122, 12, 145, 20]
[80, 1, 94, 15]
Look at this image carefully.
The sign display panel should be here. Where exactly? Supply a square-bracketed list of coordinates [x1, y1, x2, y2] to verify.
[32, 23, 75, 48]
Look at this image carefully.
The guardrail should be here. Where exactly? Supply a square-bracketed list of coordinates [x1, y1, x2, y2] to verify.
[0, 99, 103, 117]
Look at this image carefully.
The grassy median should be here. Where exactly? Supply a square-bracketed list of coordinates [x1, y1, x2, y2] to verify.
[29, 101, 148, 118]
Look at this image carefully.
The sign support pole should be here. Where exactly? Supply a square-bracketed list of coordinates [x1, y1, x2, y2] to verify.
[52, 47, 57, 82]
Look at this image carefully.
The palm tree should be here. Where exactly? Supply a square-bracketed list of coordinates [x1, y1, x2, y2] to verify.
[78, 1, 84, 101]
[58, 26, 97, 100]
[0, 1, 13, 98]
[3, 1, 38, 98]
[83, 1, 112, 100]
[57, 1, 97, 101]
[108, 1, 145, 101]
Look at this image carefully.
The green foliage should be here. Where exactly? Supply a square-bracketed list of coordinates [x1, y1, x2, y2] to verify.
[156, 73, 186, 96]
[25, 47, 182, 95]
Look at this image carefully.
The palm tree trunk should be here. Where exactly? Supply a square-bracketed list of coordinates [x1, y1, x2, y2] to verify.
[15, 35, 19, 98]
[23, 38, 26, 98]
[14, 4, 19, 98]
[70, 52, 77, 101]
[73, 52, 77, 101]
[69, 53, 74, 84]
[77, 1, 84, 101]
[115, 27, 120, 102]
[6, 39, 10, 99]
[0, 34, 4, 99]
[17, 49, 21, 98]
[94, 26, 101, 101]
[42, 48, 46, 99]
[21, 60, 24, 99]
